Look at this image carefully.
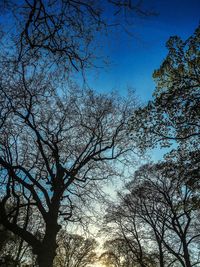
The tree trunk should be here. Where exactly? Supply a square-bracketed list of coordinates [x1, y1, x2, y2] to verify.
[182, 239, 192, 267]
[37, 249, 55, 267]
[36, 198, 61, 267]
[36, 172, 64, 267]
[36, 221, 61, 267]
[158, 242, 164, 267]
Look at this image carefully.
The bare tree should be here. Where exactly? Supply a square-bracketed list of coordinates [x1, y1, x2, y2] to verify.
[102, 156, 200, 267]
[103, 184, 160, 267]
[0, 64, 137, 266]
[0, 1, 155, 267]
[54, 231, 97, 267]
[124, 161, 200, 267]
[100, 238, 134, 267]
[103, 200, 158, 267]
[0, 227, 34, 267]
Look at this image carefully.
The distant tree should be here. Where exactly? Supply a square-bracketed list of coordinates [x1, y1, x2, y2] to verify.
[0, 226, 15, 266]
[0, 204, 41, 266]
[122, 161, 200, 267]
[102, 152, 200, 267]
[0, 225, 9, 250]
[0, 227, 34, 267]
[103, 210, 154, 267]
[100, 236, 157, 267]
[54, 231, 97, 267]
[100, 238, 134, 267]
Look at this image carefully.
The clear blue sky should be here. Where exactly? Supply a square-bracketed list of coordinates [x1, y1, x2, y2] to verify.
[87, 0, 200, 102]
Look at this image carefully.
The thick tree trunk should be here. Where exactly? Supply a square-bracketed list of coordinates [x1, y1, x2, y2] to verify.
[36, 221, 61, 267]
[37, 249, 55, 267]
[36, 170, 64, 267]
[36, 193, 62, 267]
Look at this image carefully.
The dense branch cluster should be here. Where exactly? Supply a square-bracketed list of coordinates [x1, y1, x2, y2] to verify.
[0, 0, 151, 73]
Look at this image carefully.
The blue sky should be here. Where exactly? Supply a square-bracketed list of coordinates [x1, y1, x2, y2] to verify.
[87, 0, 200, 102]
[1, 0, 199, 103]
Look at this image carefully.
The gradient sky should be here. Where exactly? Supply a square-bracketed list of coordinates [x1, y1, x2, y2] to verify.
[87, 0, 200, 102]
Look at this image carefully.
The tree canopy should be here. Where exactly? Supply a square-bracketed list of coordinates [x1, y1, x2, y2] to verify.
[130, 25, 200, 151]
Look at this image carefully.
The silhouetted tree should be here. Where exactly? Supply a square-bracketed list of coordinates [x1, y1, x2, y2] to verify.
[0, 68, 137, 266]
[127, 28, 200, 266]
[113, 160, 200, 267]
[100, 238, 134, 267]
[105, 209, 153, 267]
[0, 1, 156, 267]
[54, 231, 97, 267]
[0, 227, 34, 267]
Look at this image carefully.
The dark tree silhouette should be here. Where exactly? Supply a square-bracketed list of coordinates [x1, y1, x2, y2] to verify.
[100, 238, 134, 267]
[0, 1, 151, 266]
[55, 231, 97, 267]
[104, 206, 154, 267]
[0, 65, 137, 266]
[0, 1, 157, 267]
[107, 161, 200, 267]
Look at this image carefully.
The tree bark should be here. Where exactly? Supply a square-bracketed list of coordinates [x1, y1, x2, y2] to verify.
[36, 189, 62, 267]
[36, 219, 61, 267]
[37, 248, 56, 267]
[182, 239, 192, 267]
[158, 241, 164, 267]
